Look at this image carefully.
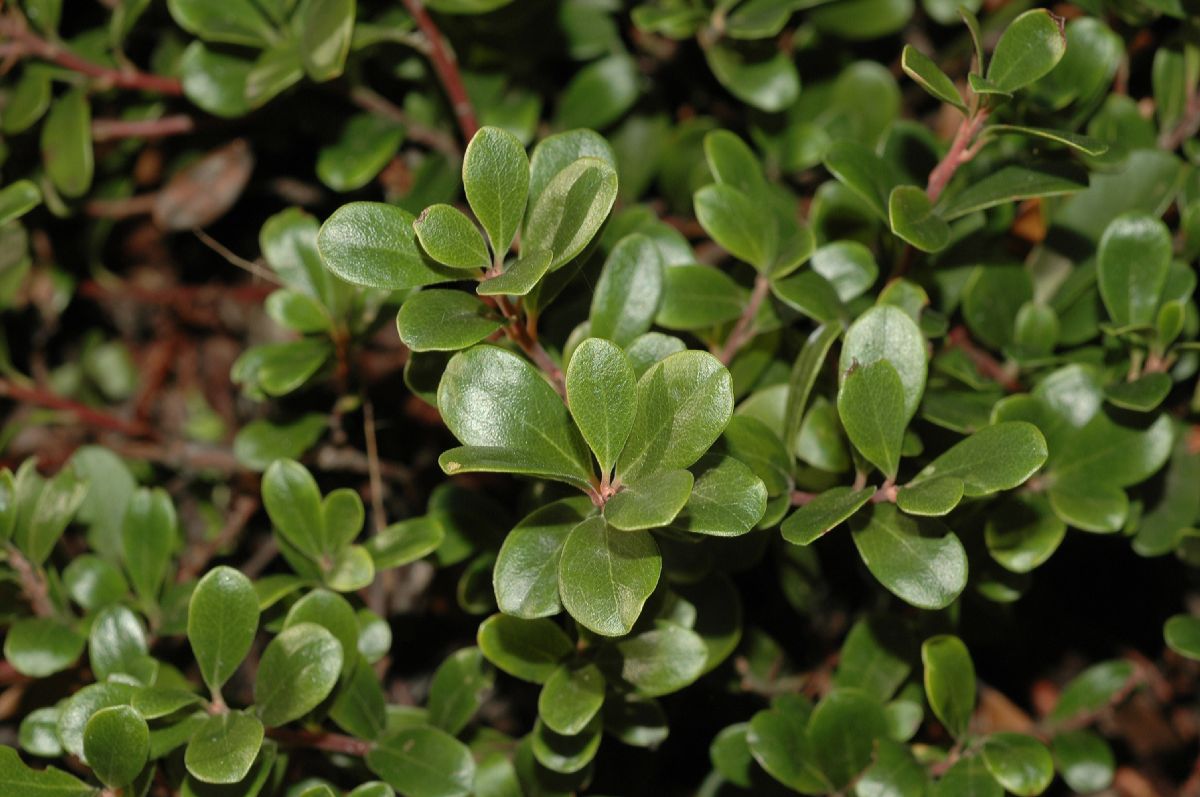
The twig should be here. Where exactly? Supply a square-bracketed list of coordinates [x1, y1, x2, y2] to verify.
[1159, 91, 1200, 152]
[945, 325, 1021, 392]
[7, 546, 55, 618]
[0, 378, 153, 438]
[926, 109, 990, 203]
[492, 296, 565, 397]
[84, 194, 157, 219]
[192, 229, 284, 285]
[717, 274, 771, 366]
[92, 114, 195, 142]
[0, 15, 183, 95]
[401, 0, 480, 141]
[266, 728, 372, 757]
[362, 398, 387, 534]
[348, 85, 461, 158]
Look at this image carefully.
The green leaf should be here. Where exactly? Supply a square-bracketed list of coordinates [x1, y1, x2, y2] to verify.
[396, 290, 502, 353]
[671, 454, 766, 537]
[83, 705, 148, 789]
[704, 42, 799, 113]
[823, 140, 896, 221]
[656, 265, 747, 330]
[464, 126, 529, 257]
[477, 614, 573, 683]
[255, 623, 343, 727]
[566, 337, 637, 476]
[810, 242, 879, 302]
[1047, 481, 1128, 534]
[41, 88, 93, 199]
[531, 715, 602, 774]
[983, 124, 1108, 156]
[18, 465, 88, 565]
[1053, 730, 1114, 793]
[1164, 614, 1200, 660]
[414, 204, 492, 270]
[493, 498, 590, 618]
[184, 711, 264, 785]
[604, 469, 692, 531]
[18, 707, 62, 758]
[245, 41, 304, 108]
[981, 733, 1054, 796]
[984, 496, 1066, 573]
[3, 70, 51, 135]
[1097, 213, 1173, 328]
[589, 233, 665, 346]
[179, 42, 253, 118]
[808, 689, 888, 790]
[704, 129, 768, 197]
[1048, 660, 1134, 724]
[62, 556, 125, 613]
[329, 657, 387, 739]
[906, 422, 1047, 497]
[477, 249, 553, 296]
[4, 618, 85, 677]
[0, 745, 93, 797]
[367, 727, 475, 797]
[555, 54, 639, 130]
[840, 305, 927, 420]
[88, 606, 148, 682]
[1105, 373, 1172, 412]
[889, 185, 950, 253]
[0, 181, 42, 225]
[782, 487, 874, 545]
[746, 696, 827, 793]
[188, 565, 259, 693]
[130, 689, 201, 720]
[262, 459, 325, 557]
[57, 682, 137, 760]
[933, 755, 1002, 797]
[856, 738, 929, 797]
[616, 350, 734, 483]
[167, 0, 275, 45]
[987, 10, 1066, 93]
[710, 724, 753, 788]
[609, 624, 708, 697]
[367, 516, 445, 569]
[838, 360, 908, 479]
[539, 664, 605, 735]
[694, 183, 777, 271]
[524, 157, 618, 271]
[428, 647, 494, 734]
[316, 114, 404, 192]
[851, 504, 967, 610]
[234, 414, 327, 472]
[834, 615, 912, 701]
[922, 635, 976, 740]
[317, 202, 457, 290]
[558, 516, 660, 636]
[265, 289, 329, 334]
[122, 487, 175, 606]
[297, 0, 354, 81]
[527, 129, 616, 222]
[938, 164, 1088, 220]
[438, 345, 594, 490]
[283, 589, 359, 677]
[0, 468, 13, 543]
[902, 45, 965, 110]
[325, 544, 375, 592]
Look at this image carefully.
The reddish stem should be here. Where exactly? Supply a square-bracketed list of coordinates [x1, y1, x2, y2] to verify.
[8, 546, 55, 618]
[92, 114, 195, 142]
[946, 325, 1021, 392]
[925, 109, 989, 203]
[718, 274, 771, 366]
[401, 0, 480, 141]
[266, 728, 373, 757]
[0, 378, 154, 438]
[1, 17, 183, 95]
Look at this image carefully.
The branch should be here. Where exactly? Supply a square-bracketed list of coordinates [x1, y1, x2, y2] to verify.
[0, 16, 183, 95]
[91, 114, 195, 142]
[8, 546, 54, 618]
[717, 273, 771, 366]
[1158, 90, 1200, 152]
[0, 378, 153, 438]
[401, 0, 479, 141]
[266, 728, 372, 757]
[348, 85, 461, 158]
[926, 109, 990, 203]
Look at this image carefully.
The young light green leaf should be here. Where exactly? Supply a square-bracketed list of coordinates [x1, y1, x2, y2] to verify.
[558, 516, 660, 636]
[0, 180, 42, 225]
[437, 345, 594, 490]
[838, 360, 908, 479]
[317, 202, 458, 290]
[413, 204, 492, 270]
[539, 664, 606, 736]
[889, 185, 950, 253]
[902, 45, 966, 110]
[1105, 372, 1172, 412]
[781, 486, 874, 545]
[396, 290, 503, 352]
[367, 727, 475, 797]
[477, 614, 573, 684]
[1048, 660, 1134, 724]
[464, 126, 530, 256]
[477, 249, 553, 296]
[746, 696, 828, 793]
[18, 465, 88, 565]
[922, 634, 976, 740]
[255, 623, 343, 727]
[616, 350, 734, 483]
[604, 469, 693, 531]
[981, 732, 1054, 796]
[523, 157, 618, 271]
[184, 711, 264, 785]
[1097, 213, 1173, 328]
[83, 705, 148, 789]
[366, 516, 445, 569]
[987, 10, 1067, 93]
[851, 504, 967, 610]
[188, 565, 259, 693]
[493, 498, 591, 618]
[566, 337, 637, 476]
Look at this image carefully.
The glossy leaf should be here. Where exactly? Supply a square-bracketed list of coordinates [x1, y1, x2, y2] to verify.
[1097, 213, 1173, 328]
[184, 711, 264, 785]
[558, 516, 660, 636]
[782, 486, 874, 545]
[590, 233, 665, 345]
[539, 664, 605, 735]
[922, 635, 976, 740]
[414, 204, 492, 270]
[255, 623, 343, 727]
[889, 185, 950, 253]
[41, 89, 93, 199]
[524, 157, 618, 271]
[477, 614, 573, 683]
[317, 202, 457, 290]
[838, 360, 908, 479]
[902, 46, 965, 110]
[464, 126, 530, 256]
[604, 469, 693, 531]
[367, 727, 475, 797]
[987, 10, 1067, 93]
[851, 504, 967, 610]
[83, 705, 148, 789]
[188, 565, 259, 693]
[981, 733, 1054, 796]
[566, 337, 637, 476]
[396, 290, 502, 352]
